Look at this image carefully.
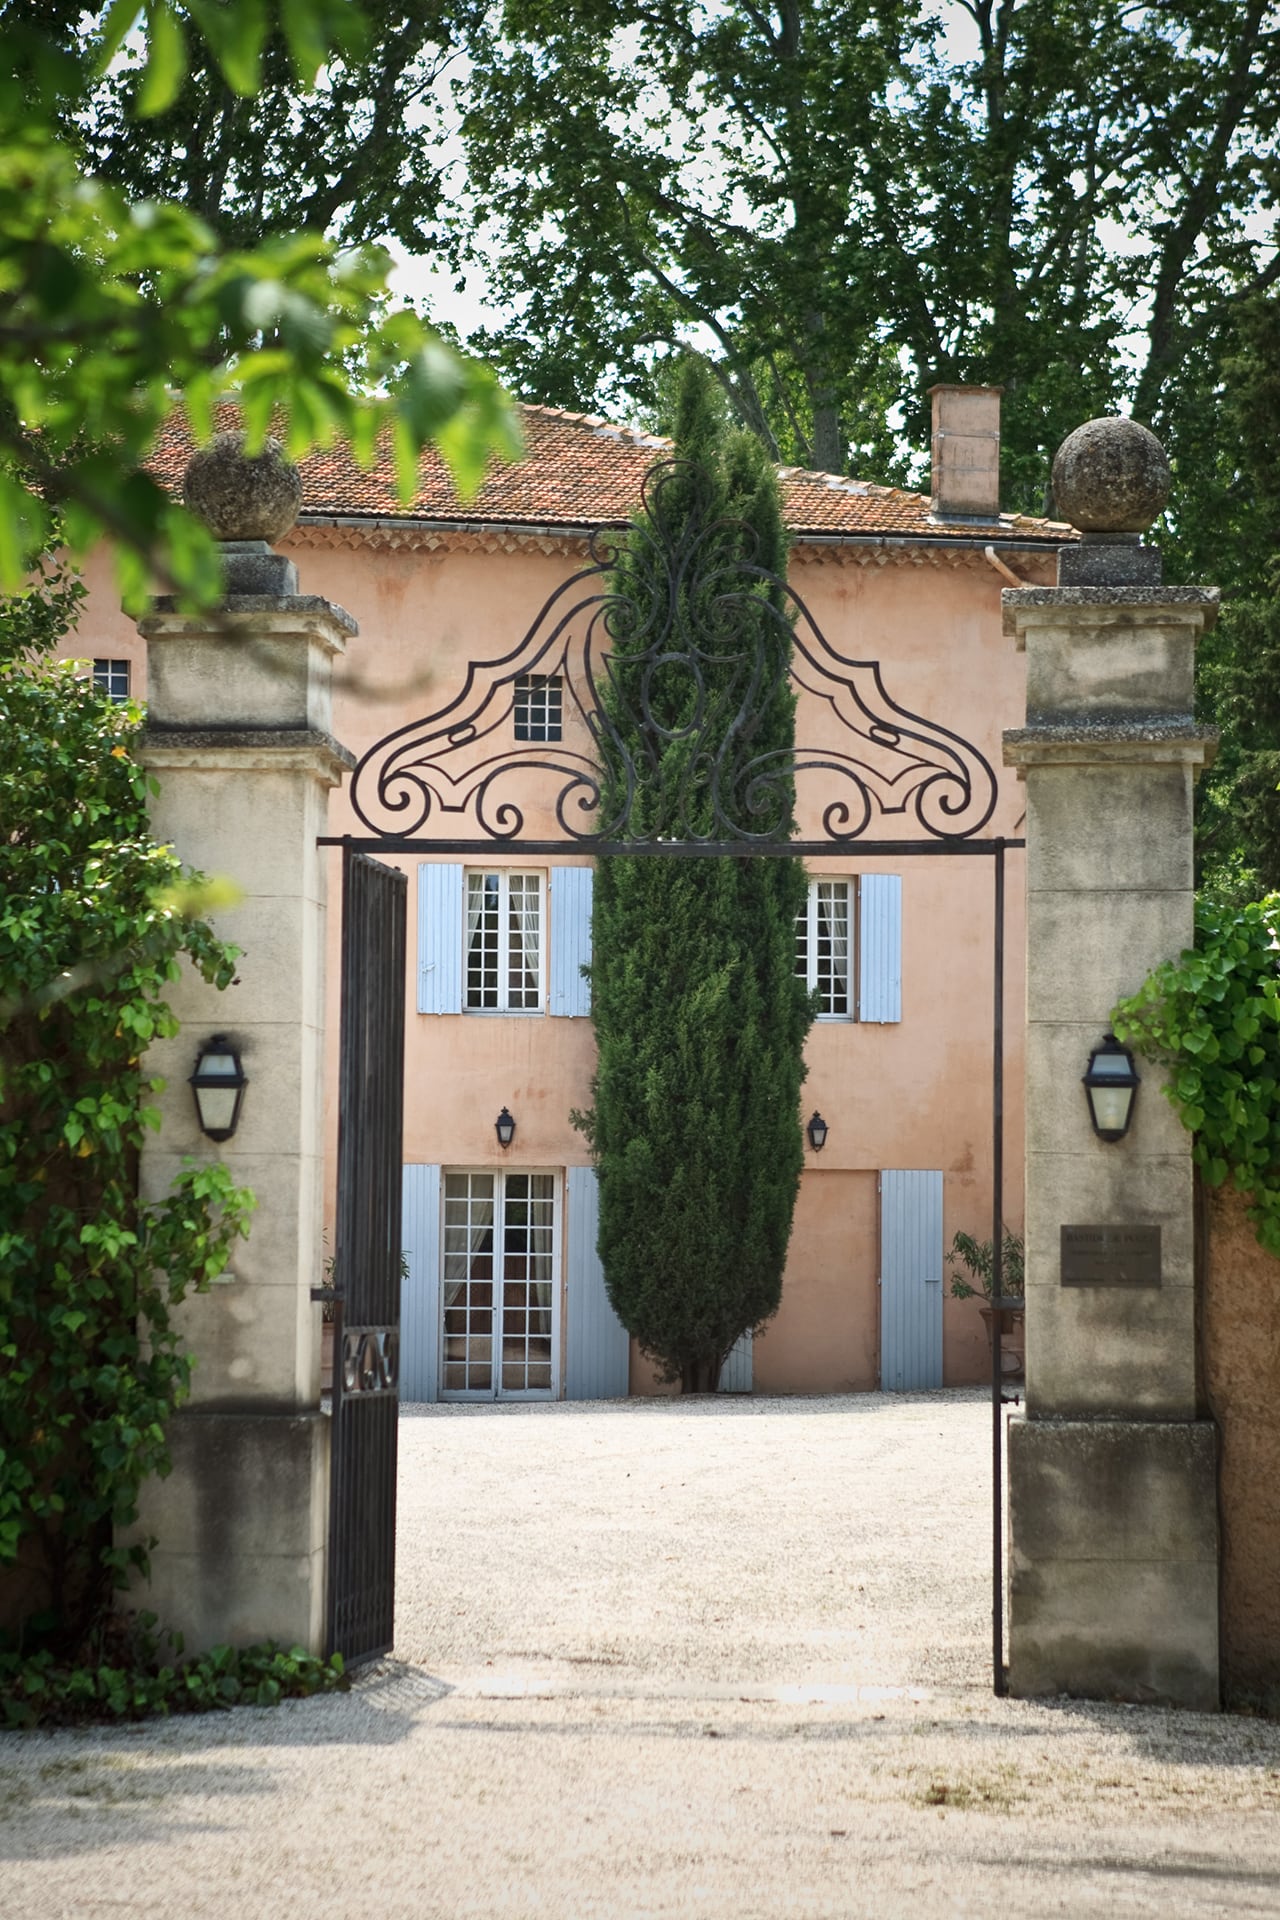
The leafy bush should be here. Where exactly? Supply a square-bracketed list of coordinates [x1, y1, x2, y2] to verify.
[946, 1229, 1025, 1300]
[0, 1618, 346, 1729]
[1112, 894, 1280, 1253]
[1, 592, 253, 1654]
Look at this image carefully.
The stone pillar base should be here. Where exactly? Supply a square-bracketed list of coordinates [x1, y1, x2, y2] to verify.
[124, 1409, 330, 1656]
[1008, 1418, 1219, 1710]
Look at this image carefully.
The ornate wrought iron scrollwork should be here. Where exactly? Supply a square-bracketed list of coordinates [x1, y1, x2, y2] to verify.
[340, 1325, 399, 1398]
[347, 458, 999, 850]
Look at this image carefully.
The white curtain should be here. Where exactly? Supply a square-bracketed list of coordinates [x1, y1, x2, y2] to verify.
[818, 882, 849, 1004]
[465, 873, 487, 999]
[510, 877, 541, 1003]
[527, 1173, 554, 1336]
[443, 1174, 494, 1310]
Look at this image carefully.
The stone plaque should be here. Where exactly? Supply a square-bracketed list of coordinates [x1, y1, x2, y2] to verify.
[1060, 1224, 1162, 1288]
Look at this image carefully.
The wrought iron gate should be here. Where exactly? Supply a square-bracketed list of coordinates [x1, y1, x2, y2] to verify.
[325, 848, 407, 1664]
[322, 456, 1025, 1688]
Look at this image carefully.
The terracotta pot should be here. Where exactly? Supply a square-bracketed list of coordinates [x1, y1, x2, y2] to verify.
[978, 1303, 1025, 1378]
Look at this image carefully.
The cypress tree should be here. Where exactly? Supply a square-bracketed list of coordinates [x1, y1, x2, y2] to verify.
[585, 359, 814, 1392]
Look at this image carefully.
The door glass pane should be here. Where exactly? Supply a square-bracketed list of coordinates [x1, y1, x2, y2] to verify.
[500, 1172, 555, 1392]
[442, 1172, 495, 1392]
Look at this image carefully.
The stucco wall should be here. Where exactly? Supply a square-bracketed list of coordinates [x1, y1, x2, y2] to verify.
[1203, 1184, 1280, 1703]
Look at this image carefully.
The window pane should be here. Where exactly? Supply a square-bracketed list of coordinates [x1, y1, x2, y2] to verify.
[514, 673, 563, 743]
[441, 1170, 555, 1399]
[92, 658, 130, 702]
[465, 873, 501, 1008]
[506, 874, 541, 1009]
[815, 881, 850, 1016]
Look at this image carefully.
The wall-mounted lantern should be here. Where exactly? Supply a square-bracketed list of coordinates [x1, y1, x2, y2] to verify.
[189, 1035, 248, 1142]
[806, 1111, 829, 1152]
[1083, 1034, 1140, 1142]
[495, 1106, 517, 1149]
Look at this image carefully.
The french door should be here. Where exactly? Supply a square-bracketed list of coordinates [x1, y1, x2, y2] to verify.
[441, 1170, 559, 1398]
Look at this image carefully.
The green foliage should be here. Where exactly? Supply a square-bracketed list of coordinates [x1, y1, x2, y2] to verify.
[0, 588, 254, 1651]
[0, 3, 520, 606]
[0, 1619, 346, 1728]
[946, 1229, 1025, 1301]
[446, 0, 1278, 510]
[1193, 292, 1280, 894]
[1112, 895, 1280, 1256]
[78, 0, 483, 260]
[585, 359, 814, 1391]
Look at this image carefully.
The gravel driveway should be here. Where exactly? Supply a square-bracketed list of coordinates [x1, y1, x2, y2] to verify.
[4, 1392, 1280, 1919]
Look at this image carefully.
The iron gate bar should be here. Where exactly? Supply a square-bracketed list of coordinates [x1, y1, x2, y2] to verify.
[327, 847, 407, 1667]
[320, 836, 1023, 858]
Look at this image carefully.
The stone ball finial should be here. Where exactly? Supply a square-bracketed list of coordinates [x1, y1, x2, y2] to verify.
[1051, 417, 1170, 534]
[183, 432, 303, 543]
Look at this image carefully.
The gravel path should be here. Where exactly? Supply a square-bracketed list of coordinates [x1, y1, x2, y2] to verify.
[4, 1392, 1280, 1918]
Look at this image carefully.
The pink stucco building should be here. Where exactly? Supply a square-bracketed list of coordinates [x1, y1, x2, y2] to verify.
[72, 387, 1066, 1401]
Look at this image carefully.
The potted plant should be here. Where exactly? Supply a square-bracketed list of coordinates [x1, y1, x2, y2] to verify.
[947, 1228, 1025, 1376]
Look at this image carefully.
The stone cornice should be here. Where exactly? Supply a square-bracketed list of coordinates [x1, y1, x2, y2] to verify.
[284, 515, 1058, 576]
[140, 596, 358, 651]
[1002, 585, 1219, 639]
[1003, 719, 1218, 772]
[141, 725, 355, 786]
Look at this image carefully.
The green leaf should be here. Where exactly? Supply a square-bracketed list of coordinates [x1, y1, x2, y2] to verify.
[136, 3, 188, 118]
[93, 0, 146, 76]
[186, 0, 267, 96]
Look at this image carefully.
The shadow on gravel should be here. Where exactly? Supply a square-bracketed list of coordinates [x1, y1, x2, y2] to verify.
[399, 1389, 989, 1420]
[0, 1661, 456, 1858]
[1029, 1695, 1280, 1769]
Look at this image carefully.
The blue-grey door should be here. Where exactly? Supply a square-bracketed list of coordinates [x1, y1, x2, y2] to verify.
[879, 1169, 943, 1390]
[401, 1163, 441, 1403]
[564, 1166, 630, 1398]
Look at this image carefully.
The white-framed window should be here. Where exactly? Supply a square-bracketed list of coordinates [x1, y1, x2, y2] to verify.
[795, 874, 902, 1023]
[465, 869, 543, 1011]
[797, 878, 853, 1017]
[92, 658, 130, 702]
[514, 673, 563, 742]
[441, 1169, 558, 1397]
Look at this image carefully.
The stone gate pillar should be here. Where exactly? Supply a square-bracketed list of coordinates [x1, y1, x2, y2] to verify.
[124, 438, 354, 1654]
[1002, 419, 1220, 1709]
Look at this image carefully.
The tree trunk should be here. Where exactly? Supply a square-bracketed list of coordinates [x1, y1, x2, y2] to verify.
[680, 1356, 723, 1394]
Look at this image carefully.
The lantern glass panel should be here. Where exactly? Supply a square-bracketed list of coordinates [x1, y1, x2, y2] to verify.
[197, 1083, 241, 1135]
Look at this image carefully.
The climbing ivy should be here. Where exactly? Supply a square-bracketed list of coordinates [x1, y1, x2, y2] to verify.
[0, 589, 254, 1661]
[1112, 895, 1280, 1254]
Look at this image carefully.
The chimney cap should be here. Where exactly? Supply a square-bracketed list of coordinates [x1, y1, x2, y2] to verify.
[927, 382, 1005, 399]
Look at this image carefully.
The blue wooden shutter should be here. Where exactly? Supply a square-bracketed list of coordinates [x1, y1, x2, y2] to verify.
[879, 1169, 943, 1391]
[550, 866, 593, 1017]
[418, 863, 463, 1014]
[717, 1331, 753, 1393]
[401, 1164, 442, 1402]
[564, 1166, 629, 1398]
[859, 873, 902, 1023]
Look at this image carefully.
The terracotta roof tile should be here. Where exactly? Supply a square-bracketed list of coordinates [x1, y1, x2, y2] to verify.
[147, 400, 1071, 545]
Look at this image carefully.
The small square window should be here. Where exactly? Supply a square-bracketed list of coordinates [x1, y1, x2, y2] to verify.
[93, 658, 131, 702]
[514, 674, 562, 743]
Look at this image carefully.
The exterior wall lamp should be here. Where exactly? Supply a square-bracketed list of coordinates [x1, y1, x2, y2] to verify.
[806, 1111, 829, 1152]
[189, 1034, 248, 1142]
[1083, 1034, 1140, 1142]
[495, 1106, 516, 1149]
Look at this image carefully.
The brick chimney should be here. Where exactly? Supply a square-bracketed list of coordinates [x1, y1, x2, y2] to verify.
[928, 384, 1003, 521]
